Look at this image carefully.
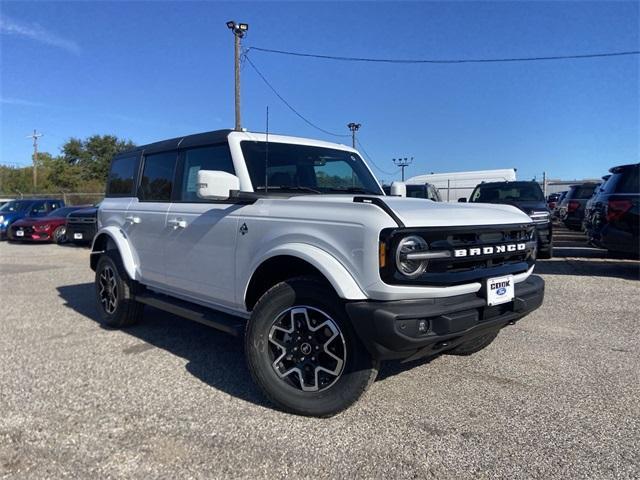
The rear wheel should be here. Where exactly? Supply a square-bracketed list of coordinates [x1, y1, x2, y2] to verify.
[245, 277, 378, 417]
[94, 251, 144, 328]
[53, 225, 67, 244]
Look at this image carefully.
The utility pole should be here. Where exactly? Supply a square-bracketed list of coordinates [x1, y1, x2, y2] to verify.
[393, 157, 413, 182]
[542, 171, 547, 197]
[27, 129, 43, 192]
[227, 21, 249, 131]
[347, 122, 361, 148]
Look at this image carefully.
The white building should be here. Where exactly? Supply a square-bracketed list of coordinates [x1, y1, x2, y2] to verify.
[406, 168, 517, 202]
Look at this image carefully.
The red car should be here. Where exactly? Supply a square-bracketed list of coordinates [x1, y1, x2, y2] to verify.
[8, 206, 91, 243]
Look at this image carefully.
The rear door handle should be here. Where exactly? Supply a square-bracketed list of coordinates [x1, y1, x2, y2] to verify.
[125, 216, 141, 224]
[168, 218, 187, 229]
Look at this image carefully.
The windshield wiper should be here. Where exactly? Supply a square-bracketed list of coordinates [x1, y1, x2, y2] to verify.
[256, 185, 321, 194]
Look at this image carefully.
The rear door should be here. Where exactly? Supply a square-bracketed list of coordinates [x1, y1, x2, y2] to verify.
[125, 151, 178, 286]
[163, 143, 241, 309]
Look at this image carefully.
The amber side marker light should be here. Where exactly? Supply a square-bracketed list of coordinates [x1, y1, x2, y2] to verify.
[379, 241, 387, 268]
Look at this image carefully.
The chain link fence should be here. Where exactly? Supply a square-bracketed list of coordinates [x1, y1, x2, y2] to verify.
[1, 192, 104, 206]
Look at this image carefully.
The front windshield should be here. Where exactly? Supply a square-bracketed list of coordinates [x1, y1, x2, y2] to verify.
[47, 207, 76, 217]
[240, 141, 383, 195]
[0, 200, 31, 212]
[470, 182, 544, 203]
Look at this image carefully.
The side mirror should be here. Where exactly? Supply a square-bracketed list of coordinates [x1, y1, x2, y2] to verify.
[197, 170, 240, 200]
[458, 198, 467, 203]
[390, 181, 406, 197]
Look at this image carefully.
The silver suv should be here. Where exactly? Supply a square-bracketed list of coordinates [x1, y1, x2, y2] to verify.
[91, 129, 544, 416]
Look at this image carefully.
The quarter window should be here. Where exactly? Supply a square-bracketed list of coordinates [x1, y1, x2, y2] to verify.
[180, 145, 234, 202]
[140, 152, 177, 202]
[107, 154, 138, 196]
[616, 167, 639, 194]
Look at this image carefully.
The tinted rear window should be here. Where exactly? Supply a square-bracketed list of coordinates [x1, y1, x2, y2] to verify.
[107, 155, 138, 196]
[571, 185, 597, 199]
[616, 166, 639, 194]
[471, 182, 544, 202]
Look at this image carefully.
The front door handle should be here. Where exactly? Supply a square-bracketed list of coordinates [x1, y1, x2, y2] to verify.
[125, 216, 141, 224]
[168, 218, 187, 229]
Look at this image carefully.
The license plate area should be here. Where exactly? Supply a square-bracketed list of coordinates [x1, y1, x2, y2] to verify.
[486, 274, 514, 306]
[74, 233, 83, 239]
[16, 230, 24, 237]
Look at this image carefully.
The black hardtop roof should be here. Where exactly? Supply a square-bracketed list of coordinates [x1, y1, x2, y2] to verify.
[117, 129, 233, 157]
[609, 162, 640, 174]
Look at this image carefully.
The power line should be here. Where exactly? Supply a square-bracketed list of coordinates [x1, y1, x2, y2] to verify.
[356, 139, 400, 176]
[247, 46, 640, 64]
[243, 54, 350, 138]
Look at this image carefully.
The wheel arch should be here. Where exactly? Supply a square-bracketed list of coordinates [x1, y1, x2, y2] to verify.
[244, 244, 367, 312]
[90, 227, 138, 280]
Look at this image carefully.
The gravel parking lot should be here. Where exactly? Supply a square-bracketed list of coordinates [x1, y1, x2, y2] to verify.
[1, 226, 639, 479]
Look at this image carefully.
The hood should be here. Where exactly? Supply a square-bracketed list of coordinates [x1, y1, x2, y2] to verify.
[287, 195, 533, 227]
[472, 200, 548, 215]
[380, 197, 533, 227]
[69, 207, 98, 217]
[13, 216, 66, 227]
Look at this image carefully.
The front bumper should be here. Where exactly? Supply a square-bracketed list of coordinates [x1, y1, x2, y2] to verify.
[346, 275, 544, 361]
[535, 222, 552, 250]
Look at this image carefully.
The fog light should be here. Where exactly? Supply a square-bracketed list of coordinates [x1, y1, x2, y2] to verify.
[418, 319, 428, 333]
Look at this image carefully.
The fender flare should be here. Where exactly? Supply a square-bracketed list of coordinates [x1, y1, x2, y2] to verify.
[244, 243, 368, 302]
[91, 226, 139, 280]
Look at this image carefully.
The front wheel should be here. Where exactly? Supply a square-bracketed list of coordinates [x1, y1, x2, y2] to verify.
[245, 277, 378, 417]
[53, 225, 67, 244]
[94, 251, 144, 328]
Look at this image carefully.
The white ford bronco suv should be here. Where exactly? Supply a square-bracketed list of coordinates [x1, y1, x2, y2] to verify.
[91, 129, 544, 417]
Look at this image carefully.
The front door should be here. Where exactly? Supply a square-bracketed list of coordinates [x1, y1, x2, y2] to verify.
[163, 144, 242, 310]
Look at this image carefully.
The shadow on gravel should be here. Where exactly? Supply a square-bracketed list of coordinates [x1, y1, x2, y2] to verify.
[57, 282, 269, 409]
[536, 259, 640, 280]
[56, 282, 433, 407]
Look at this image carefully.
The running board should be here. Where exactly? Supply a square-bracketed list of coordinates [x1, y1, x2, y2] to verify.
[134, 292, 244, 337]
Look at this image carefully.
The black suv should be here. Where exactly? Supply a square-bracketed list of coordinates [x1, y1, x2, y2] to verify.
[584, 163, 639, 256]
[65, 205, 99, 245]
[558, 183, 599, 230]
[466, 181, 553, 259]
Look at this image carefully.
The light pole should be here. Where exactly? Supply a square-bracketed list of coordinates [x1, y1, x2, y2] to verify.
[27, 129, 43, 192]
[226, 21, 249, 131]
[347, 122, 361, 148]
[393, 157, 413, 181]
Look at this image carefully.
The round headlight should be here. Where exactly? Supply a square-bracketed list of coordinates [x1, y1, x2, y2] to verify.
[395, 235, 428, 278]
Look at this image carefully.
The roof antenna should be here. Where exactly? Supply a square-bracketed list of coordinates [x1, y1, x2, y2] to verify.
[264, 105, 269, 194]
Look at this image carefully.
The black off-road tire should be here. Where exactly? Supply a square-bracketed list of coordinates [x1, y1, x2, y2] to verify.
[447, 331, 499, 356]
[245, 277, 379, 417]
[94, 251, 144, 328]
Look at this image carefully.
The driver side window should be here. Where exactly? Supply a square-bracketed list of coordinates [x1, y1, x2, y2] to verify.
[30, 202, 47, 215]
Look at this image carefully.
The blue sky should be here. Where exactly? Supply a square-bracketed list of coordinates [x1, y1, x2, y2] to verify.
[1, 1, 638, 182]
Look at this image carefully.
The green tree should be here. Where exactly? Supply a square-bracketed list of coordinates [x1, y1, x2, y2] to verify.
[62, 134, 135, 182]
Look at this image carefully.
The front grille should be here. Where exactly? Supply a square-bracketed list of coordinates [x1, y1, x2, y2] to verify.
[380, 223, 536, 286]
[66, 222, 97, 241]
[67, 216, 96, 224]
